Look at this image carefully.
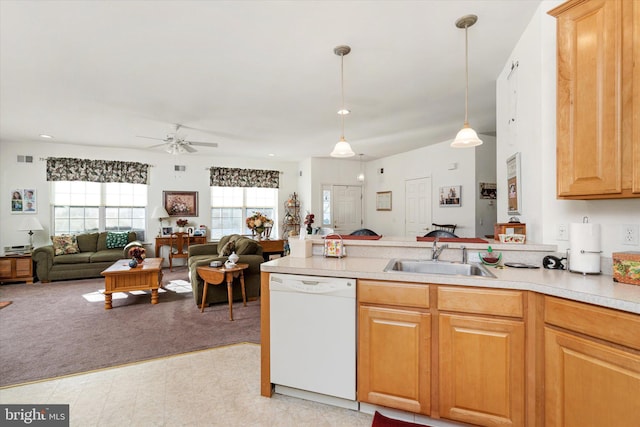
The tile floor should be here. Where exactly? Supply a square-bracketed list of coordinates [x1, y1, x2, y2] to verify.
[0, 343, 373, 426]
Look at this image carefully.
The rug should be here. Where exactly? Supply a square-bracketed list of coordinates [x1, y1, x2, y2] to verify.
[0, 267, 260, 387]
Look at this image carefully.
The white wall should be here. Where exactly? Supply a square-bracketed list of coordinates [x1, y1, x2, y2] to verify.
[496, 1, 640, 257]
[475, 135, 498, 238]
[0, 141, 298, 250]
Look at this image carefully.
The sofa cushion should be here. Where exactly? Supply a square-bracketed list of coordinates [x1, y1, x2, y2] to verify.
[52, 235, 79, 256]
[52, 252, 92, 264]
[76, 232, 99, 253]
[90, 248, 126, 263]
[106, 232, 129, 249]
[233, 237, 259, 255]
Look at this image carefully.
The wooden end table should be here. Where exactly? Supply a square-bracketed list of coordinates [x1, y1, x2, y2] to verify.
[197, 263, 249, 320]
[0, 253, 34, 284]
[100, 258, 163, 310]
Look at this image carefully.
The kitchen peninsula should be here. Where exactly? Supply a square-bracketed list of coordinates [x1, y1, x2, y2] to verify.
[260, 236, 640, 427]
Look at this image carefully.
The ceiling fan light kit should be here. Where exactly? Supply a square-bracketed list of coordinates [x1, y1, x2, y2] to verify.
[330, 45, 355, 158]
[451, 14, 483, 148]
[138, 123, 218, 154]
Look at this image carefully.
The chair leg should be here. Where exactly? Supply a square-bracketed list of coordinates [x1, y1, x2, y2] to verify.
[169, 256, 173, 272]
[200, 281, 209, 313]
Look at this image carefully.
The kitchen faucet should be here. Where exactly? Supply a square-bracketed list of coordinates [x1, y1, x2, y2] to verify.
[432, 237, 448, 261]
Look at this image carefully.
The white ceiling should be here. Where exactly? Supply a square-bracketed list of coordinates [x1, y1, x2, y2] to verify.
[0, 0, 542, 162]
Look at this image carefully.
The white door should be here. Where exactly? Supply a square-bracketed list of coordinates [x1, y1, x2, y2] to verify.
[332, 185, 362, 234]
[405, 177, 431, 237]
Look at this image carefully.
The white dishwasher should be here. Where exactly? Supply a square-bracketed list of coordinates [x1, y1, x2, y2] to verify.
[269, 273, 356, 408]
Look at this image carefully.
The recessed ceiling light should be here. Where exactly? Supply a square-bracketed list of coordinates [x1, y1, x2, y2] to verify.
[268, 153, 275, 157]
[39, 134, 54, 139]
[337, 109, 350, 115]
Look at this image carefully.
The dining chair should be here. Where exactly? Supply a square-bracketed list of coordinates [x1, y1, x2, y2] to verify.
[169, 232, 190, 271]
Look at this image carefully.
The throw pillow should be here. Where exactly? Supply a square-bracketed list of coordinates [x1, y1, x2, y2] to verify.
[218, 240, 236, 257]
[51, 235, 80, 256]
[106, 232, 129, 249]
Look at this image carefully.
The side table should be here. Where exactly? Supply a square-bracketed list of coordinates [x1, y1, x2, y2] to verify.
[197, 263, 249, 320]
[0, 253, 34, 284]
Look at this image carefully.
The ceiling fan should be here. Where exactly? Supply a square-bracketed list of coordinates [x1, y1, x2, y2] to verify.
[137, 124, 218, 154]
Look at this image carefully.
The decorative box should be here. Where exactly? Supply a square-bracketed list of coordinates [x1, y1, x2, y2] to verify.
[494, 223, 526, 241]
[612, 252, 640, 285]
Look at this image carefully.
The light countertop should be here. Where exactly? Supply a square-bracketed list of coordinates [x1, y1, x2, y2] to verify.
[261, 255, 640, 315]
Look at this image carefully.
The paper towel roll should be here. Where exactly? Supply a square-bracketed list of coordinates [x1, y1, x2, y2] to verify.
[569, 223, 601, 274]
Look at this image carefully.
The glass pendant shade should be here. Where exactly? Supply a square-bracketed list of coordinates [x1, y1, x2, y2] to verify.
[451, 124, 483, 148]
[331, 137, 355, 158]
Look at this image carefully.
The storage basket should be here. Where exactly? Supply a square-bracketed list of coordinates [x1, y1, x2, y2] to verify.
[323, 234, 346, 258]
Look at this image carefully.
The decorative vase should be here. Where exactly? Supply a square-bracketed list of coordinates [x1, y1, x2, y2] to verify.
[128, 259, 138, 268]
[178, 227, 185, 233]
[228, 251, 239, 264]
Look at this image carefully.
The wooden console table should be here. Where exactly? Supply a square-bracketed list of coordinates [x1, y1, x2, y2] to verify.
[155, 235, 206, 257]
[0, 253, 33, 284]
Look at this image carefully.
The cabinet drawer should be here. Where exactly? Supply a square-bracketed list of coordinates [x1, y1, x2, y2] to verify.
[438, 287, 524, 318]
[545, 296, 640, 350]
[358, 280, 429, 309]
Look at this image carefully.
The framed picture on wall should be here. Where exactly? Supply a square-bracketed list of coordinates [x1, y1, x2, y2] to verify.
[376, 191, 392, 211]
[162, 227, 173, 236]
[163, 191, 198, 217]
[506, 153, 522, 215]
[11, 189, 37, 214]
[439, 186, 461, 207]
[479, 182, 497, 199]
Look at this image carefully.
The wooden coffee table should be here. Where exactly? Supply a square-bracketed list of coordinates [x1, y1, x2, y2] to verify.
[101, 258, 163, 310]
[197, 263, 249, 320]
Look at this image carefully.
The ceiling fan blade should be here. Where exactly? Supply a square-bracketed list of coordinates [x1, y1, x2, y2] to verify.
[137, 135, 167, 141]
[182, 144, 197, 153]
[186, 141, 218, 148]
[147, 143, 168, 149]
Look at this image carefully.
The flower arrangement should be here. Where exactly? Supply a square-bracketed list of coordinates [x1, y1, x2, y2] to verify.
[246, 212, 272, 234]
[176, 218, 189, 227]
[304, 212, 315, 234]
[128, 246, 146, 263]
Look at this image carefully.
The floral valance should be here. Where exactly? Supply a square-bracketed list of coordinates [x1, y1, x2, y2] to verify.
[209, 167, 279, 189]
[46, 157, 150, 184]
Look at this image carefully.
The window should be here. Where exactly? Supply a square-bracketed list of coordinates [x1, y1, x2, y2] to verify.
[52, 181, 147, 239]
[210, 186, 278, 239]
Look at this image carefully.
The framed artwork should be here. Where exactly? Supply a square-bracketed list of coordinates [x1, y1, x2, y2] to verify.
[479, 182, 497, 199]
[163, 191, 198, 217]
[439, 185, 461, 207]
[507, 153, 522, 215]
[162, 227, 173, 236]
[376, 191, 392, 211]
[11, 189, 37, 214]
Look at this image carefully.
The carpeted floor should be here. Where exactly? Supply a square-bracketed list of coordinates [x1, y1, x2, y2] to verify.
[0, 267, 260, 387]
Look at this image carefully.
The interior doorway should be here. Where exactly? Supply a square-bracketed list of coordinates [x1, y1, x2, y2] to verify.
[405, 177, 432, 237]
[323, 185, 363, 235]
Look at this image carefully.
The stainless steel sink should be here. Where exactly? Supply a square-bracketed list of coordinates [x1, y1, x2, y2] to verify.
[383, 259, 496, 278]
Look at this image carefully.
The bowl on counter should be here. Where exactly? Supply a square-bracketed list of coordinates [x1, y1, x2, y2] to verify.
[479, 252, 502, 266]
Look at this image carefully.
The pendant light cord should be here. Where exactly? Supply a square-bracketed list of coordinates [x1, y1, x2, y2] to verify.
[340, 52, 345, 138]
[464, 24, 469, 126]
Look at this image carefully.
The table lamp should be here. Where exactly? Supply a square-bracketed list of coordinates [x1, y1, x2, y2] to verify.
[18, 216, 44, 248]
[152, 206, 170, 237]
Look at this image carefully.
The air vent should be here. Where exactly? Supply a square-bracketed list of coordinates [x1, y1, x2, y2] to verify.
[17, 155, 33, 163]
[174, 165, 186, 172]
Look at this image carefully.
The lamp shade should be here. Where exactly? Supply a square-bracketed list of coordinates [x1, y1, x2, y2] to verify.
[18, 216, 44, 231]
[451, 125, 483, 148]
[330, 138, 356, 158]
[152, 206, 170, 219]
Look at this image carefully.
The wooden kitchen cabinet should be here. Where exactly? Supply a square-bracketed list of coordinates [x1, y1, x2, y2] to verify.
[544, 296, 640, 427]
[438, 287, 526, 427]
[0, 254, 34, 284]
[357, 280, 431, 415]
[549, 0, 640, 199]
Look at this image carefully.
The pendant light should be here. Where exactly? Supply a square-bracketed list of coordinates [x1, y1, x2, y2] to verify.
[330, 45, 356, 158]
[356, 153, 365, 182]
[451, 15, 483, 148]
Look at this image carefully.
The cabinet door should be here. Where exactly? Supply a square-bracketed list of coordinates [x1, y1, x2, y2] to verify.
[15, 257, 32, 278]
[545, 328, 640, 427]
[439, 314, 525, 427]
[0, 259, 12, 279]
[553, 0, 623, 197]
[358, 305, 431, 415]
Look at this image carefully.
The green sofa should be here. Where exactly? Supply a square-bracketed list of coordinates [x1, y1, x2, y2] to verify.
[32, 231, 142, 283]
[188, 234, 264, 307]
